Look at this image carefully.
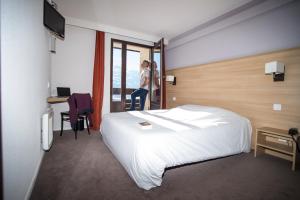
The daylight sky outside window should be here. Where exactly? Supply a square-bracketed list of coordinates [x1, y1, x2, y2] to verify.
[154, 52, 161, 75]
[113, 48, 121, 89]
[126, 50, 140, 89]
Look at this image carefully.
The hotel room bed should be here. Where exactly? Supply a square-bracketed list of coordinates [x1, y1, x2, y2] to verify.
[101, 105, 252, 190]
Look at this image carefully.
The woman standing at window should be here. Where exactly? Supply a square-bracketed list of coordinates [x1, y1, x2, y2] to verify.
[130, 60, 150, 111]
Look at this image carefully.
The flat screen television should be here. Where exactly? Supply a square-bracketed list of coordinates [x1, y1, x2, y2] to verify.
[43, 0, 65, 39]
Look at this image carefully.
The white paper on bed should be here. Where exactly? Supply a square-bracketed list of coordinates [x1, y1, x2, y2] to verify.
[101, 105, 252, 190]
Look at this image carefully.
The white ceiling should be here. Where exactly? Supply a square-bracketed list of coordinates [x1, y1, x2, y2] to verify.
[56, 0, 252, 40]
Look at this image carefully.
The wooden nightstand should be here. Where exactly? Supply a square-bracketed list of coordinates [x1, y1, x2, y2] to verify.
[255, 127, 299, 171]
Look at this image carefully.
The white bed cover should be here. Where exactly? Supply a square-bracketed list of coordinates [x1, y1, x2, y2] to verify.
[101, 105, 252, 190]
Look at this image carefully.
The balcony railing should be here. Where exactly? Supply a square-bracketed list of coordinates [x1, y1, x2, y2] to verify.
[112, 88, 140, 110]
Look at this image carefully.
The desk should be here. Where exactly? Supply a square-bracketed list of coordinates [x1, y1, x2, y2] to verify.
[47, 96, 69, 104]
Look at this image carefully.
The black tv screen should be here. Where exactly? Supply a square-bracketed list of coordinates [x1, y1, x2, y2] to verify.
[43, 0, 65, 39]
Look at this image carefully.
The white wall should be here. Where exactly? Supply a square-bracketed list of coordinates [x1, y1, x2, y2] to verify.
[166, 0, 300, 69]
[1, 0, 51, 199]
[51, 25, 153, 130]
[51, 25, 96, 130]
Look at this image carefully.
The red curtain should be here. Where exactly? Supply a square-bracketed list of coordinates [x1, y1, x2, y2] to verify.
[91, 31, 105, 130]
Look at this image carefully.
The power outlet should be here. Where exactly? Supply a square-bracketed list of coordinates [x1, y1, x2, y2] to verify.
[273, 103, 282, 111]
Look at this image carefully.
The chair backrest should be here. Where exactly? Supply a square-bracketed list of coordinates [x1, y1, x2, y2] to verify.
[67, 93, 93, 128]
[68, 93, 93, 114]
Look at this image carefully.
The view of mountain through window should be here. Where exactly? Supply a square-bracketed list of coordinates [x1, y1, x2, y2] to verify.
[126, 50, 140, 89]
[113, 48, 140, 89]
[113, 48, 161, 91]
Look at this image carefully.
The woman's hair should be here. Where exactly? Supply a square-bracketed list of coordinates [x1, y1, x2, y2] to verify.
[143, 60, 150, 66]
[153, 61, 157, 68]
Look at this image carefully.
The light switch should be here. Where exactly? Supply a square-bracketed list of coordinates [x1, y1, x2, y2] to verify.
[172, 97, 176, 101]
[273, 103, 281, 111]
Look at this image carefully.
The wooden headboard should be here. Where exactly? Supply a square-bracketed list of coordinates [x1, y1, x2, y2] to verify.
[166, 47, 300, 147]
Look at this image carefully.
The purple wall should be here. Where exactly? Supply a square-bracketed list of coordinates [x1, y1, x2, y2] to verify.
[166, 1, 300, 69]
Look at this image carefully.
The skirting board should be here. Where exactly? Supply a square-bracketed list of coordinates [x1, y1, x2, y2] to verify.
[24, 151, 45, 200]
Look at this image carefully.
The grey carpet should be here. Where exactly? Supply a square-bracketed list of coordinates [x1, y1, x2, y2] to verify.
[30, 130, 300, 200]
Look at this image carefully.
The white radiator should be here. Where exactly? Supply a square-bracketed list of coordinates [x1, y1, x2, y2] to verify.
[42, 108, 54, 151]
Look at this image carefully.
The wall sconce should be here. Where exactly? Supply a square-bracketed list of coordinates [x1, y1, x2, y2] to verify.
[265, 61, 285, 81]
[166, 75, 176, 85]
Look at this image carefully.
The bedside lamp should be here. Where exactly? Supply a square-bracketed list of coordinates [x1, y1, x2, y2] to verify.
[265, 61, 285, 81]
[166, 75, 176, 85]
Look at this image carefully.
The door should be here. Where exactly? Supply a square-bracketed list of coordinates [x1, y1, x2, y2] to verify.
[150, 38, 166, 109]
[111, 41, 123, 112]
[110, 40, 152, 112]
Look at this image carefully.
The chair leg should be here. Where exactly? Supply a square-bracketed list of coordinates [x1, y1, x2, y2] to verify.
[73, 120, 78, 140]
[75, 130, 77, 140]
[85, 116, 90, 135]
[75, 129, 78, 140]
[60, 114, 64, 136]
